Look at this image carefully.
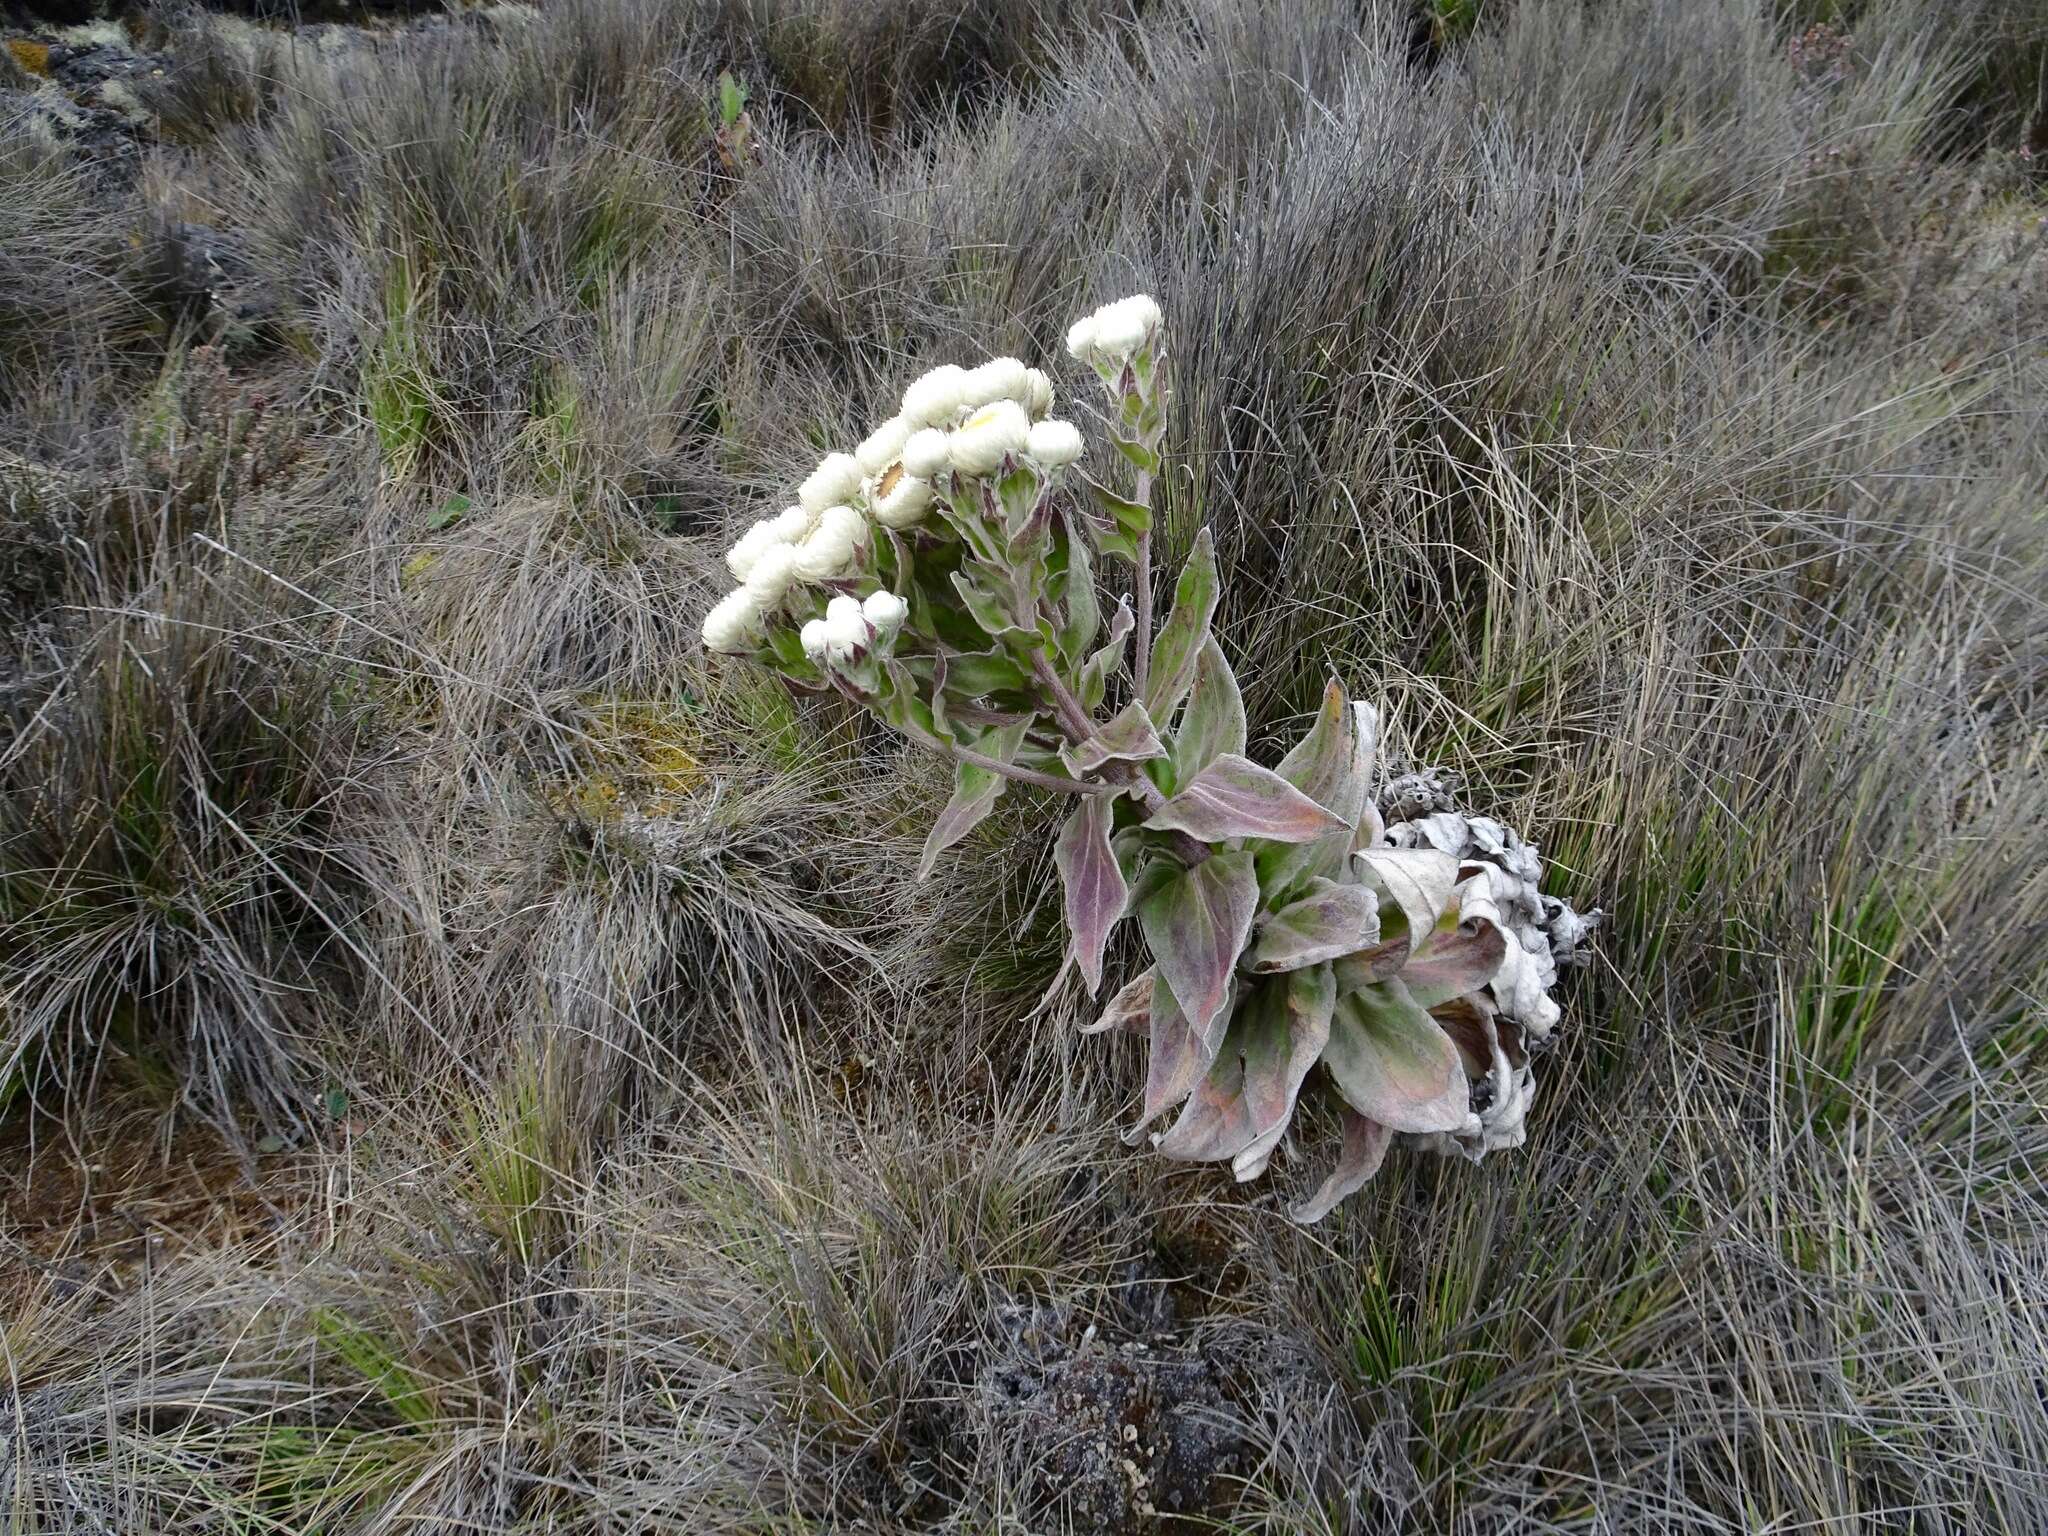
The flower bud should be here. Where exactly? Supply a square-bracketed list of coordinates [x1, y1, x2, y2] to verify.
[862, 588, 908, 640]
[1026, 418, 1084, 467]
[1022, 367, 1055, 418]
[871, 463, 935, 529]
[901, 428, 951, 479]
[701, 587, 764, 653]
[948, 398, 1031, 476]
[901, 365, 967, 428]
[1067, 294, 1162, 366]
[742, 543, 802, 607]
[725, 517, 782, 580]
[800, 617, 831, 663]
[855, 415, 913, 477]
[768, 503, 815, 542]
[798, 453, 862, 515]
[789, 503, 867, 581]
[822, 592, 869, 664]
[961, 356, 1029, 410]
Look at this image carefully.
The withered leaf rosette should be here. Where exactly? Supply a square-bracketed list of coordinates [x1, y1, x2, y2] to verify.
[702, 294, 1597, 1219]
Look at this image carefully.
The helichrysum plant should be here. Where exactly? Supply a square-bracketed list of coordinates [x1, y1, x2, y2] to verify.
[701, 296, 1597, 1220]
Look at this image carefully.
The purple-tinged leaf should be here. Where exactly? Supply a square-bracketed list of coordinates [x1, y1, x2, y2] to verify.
[1330, 913, 1414, 992]
[1142, 528, 1219, 722]
[1145, 755, 1349, 845]
[1078, 598, 1135, 714]
[1056, 792, 1128, 996]
[917, 720, 1030, 879]
[1172, 638, 1246, 783]
[1130, 975, 1217, 1141]
[1355, 847, 1461, 949]
[1157, 964, 1334, 1165]
[1400, 876, 1508, 1010]
[1275, 682, 1378, 825]
[1322, 978, 1471, 1134]
[1290, 1109, 1394, 1223]
[1249, 878, 1381, 973]
[1255, 684, 1378, 899]
[1082, 969, 1153, 1036]
[1136, 848, 1259, 1048]
[1062, 700, 1167, 778]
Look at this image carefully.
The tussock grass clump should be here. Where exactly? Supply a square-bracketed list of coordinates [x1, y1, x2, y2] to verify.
[0, 561, 379, 1136]
[1, 0, 2046, 1528]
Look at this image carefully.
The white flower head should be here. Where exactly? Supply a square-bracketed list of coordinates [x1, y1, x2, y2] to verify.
[822, 592, 869, 664]
[701, 587, 764, 654]
[855, 415, 914, 477]
[1068, 293, 1162, 366]
[961, 356, 1029, 410]
[870, 462, 935, 529]
[1064, 315, 1099, 362]
[1022, 367, 1055, 418]
[725, 517, 783, 580]
[789, 503, 868, 581]
[948, 398, 1031, 476]
[742, 542, 802, 608]
[901, 427, 951, 479]
[901, 365, 967, 428]
[769, 503, 815, 542]
[1026, 418, 1084, 468]
[798, 453, 863, 515]
[799, 617, 831, 663]
[862, 588, 908, 640]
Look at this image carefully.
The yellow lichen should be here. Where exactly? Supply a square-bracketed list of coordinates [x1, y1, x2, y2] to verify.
[6, 40, 51, 77]
[550, 700, 706, 823]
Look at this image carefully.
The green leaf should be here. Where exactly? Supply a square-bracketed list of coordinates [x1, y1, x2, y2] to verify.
[940, 646, 1031, 698]
[1250, 877, 1380, 973]
[1083, 476, 1154, 554]
[917, 720, 1030, 879]
[1078, 598, 1134, 713]
[1136, 847, 1260, 1049]
[428, 493, 471, 531]
[1291, 1108, 1393, 1223]
[1143, 528, 1219, 721]
[1058, 518, 1100, 663]
[1172, 637, 1246, 782]
[1253, 682, 1376, 900]
[1322, 978, 1470, 1134]
[1061, 700, 1167, 778]
[1155, 964, 1334, 1171]
[1113, 433, 1160, 473]
[950, 573, 1027, 640]
[1143, 754, 1349, 844]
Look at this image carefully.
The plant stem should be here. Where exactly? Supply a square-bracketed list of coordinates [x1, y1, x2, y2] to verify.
[1032, 654, 1096, 743]
[1131, 467, 1154, 705]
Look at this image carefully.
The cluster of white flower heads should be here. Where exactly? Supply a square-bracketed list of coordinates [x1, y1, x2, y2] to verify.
[702, 319, 1122, 657]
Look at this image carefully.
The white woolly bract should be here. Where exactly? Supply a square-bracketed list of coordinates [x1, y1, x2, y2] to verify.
[961, 357, 1029, 410]
[872, 470, 934, 529]
[700, 587, 764, 653]
[742, 543, 802, 606]
[855, 415, 913, 477]
[725, 518, 782, 580]
[798, 453, 862, 515]
[901, 365, 967, 427]
[789, 504, 867, 581]
[1026, 418, 1084, 467]
[862, 588, 908, 638]
[948, 399, 1030, 476]
[901, 428, 951, 479]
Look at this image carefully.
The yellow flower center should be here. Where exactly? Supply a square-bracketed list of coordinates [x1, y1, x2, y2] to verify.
[963, 406, 1005, 431]
[877, 463, 905, 497]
